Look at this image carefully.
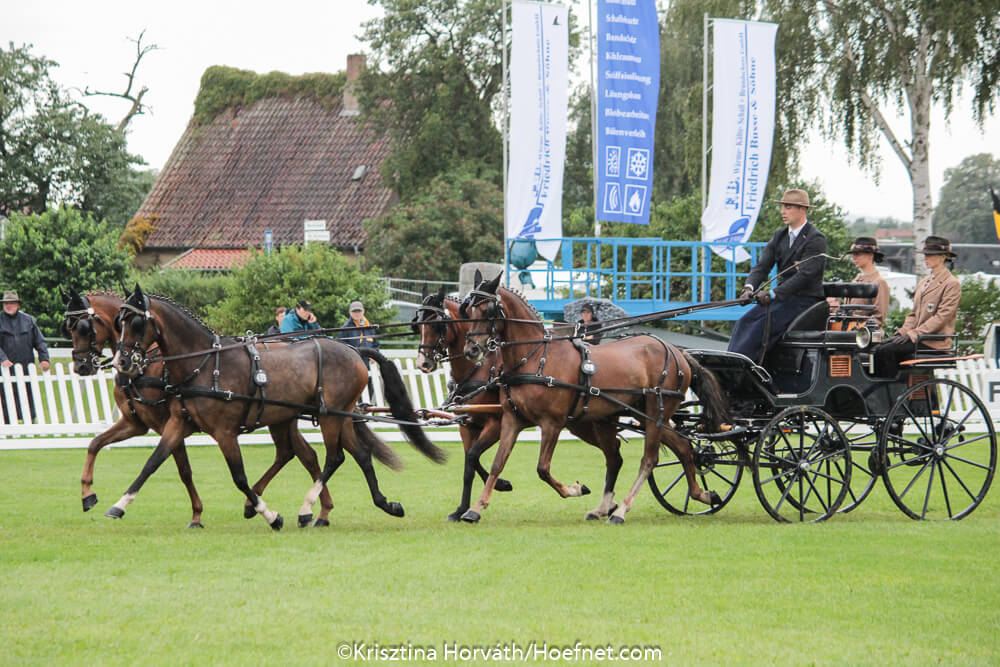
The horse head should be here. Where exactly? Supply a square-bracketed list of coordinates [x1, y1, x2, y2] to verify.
[62, 288, 108, 376]
[113, 284, 158, 378]
[461, 271, 503, 362]
[413, 285, 451, 372]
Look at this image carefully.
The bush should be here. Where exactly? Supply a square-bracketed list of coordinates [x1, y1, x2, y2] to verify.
[0, 207, 131, 335]
[126, 269, 231, 321]
[206, 244, 393, 335]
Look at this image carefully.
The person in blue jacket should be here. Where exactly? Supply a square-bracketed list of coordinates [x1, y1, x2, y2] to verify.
[279, 298, 320, 336]
[339, 300, 379, 400]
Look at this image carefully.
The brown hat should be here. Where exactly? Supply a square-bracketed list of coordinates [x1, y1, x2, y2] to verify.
[916, 235, 956, 258]
[1, 291, 20, 303]
[776, 189, 810, 208]
[846, 237, 885, 263]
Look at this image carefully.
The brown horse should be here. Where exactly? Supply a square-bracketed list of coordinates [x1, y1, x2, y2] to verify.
[413, 286, 513, 521]
[459, 272, 729, 524]
[109, 285, 445, 529]
[62, 289, 409, 527]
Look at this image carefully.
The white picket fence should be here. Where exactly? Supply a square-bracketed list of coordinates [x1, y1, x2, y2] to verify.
[2, 352, 998, 450]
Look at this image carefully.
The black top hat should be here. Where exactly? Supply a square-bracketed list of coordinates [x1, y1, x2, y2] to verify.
[916, 235, 957, 258]
[846, 237, 885, 263]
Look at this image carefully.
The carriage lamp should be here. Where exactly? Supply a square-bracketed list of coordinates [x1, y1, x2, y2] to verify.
[855, 326, 872, 349]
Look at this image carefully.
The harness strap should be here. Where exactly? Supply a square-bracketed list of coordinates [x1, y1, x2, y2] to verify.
[312, 337, 328, 422]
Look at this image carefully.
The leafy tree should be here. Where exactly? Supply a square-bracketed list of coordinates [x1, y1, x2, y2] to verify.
[363, 168, 503, 280]
[206, 244, 392, 335]
[931, 153, 1000, 243]
[0, 43, 140, 223]
[955, 276, 1000, 354]
[762, 0, 1000, 273]
[0, 207, 132, 335]
[126, 268, 230, 321]
[357, 0, 507, 199]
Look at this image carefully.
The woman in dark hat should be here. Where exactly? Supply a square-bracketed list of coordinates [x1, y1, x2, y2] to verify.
[874, 235, 961, 376]
[839, 236, 890, 327]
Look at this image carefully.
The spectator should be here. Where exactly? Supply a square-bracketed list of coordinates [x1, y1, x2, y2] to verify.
[266, 306, 286, 335]
[339, 301, 379, 400]
[279, 298, 320, 336]
[0, 291, 50, 422]
[577, 303, 602, 344]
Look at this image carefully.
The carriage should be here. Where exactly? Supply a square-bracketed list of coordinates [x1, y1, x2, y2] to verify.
[647, 282, 998, 522]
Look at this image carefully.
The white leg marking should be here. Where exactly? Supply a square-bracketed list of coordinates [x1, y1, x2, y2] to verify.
[299, 481, 323, 516]
[113, 493, 136, 512]
[255, 498, 278, 524]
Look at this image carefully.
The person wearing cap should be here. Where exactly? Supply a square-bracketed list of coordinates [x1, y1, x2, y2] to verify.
[279, 298, 320, 335]
[339, 300, 379, 399]
[576, 303, 602, 344]
[1, 291, 50, 422]
[874, 235, 961, 377]
[831, 237, 891, 328]
[727, 189, 828, 362]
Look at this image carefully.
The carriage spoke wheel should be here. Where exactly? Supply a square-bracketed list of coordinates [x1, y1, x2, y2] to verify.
[752, 406, 851, 523]
[837, 420, 880, 514]
[878, 378, 997, 520]
[648, 440, 744, 516]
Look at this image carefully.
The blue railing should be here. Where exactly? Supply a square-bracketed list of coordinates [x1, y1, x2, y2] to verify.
[509, 237, 767, 321]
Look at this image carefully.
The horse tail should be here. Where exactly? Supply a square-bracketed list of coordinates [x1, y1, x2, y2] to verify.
[681, 350, 731, 432]
[352, 421, 403, 471]
[358, 348, 448, 464]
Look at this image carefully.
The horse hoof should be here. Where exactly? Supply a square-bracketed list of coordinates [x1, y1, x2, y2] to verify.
[187, 521, 204, 529]
[270, 514, 284, 531]
[243, 504, 257, 519]
[460, 510, 481, 523]
[579, 483, 591, 496]
[298, 513, 313, 528]
[495, 479, 514, 492]
[709, 490, 722, 507]
[387, 502, 405, 518]
[585, 512, 601, 521]
[608, 515, 625, 525]
[105, 506, 125, 519]
[82, 494, 98, 512]
[608, 503, 618, 515]
[446, 509, 465, 522]
[312, 518, 330, 528]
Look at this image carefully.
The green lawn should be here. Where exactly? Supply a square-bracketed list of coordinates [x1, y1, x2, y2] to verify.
[1, 439, 998, 665]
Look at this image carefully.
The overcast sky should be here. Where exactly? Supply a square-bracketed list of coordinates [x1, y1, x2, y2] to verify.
[6, 0, 999, 222]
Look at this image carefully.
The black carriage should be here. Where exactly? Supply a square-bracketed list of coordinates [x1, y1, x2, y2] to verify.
[648, 282, 997, 522]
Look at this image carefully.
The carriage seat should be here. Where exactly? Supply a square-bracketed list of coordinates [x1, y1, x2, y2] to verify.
[778, 300, 830, 342]
[823, 281, 878, 299]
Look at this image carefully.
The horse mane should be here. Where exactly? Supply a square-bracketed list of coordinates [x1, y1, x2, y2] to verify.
[499, 286, 544, 326]
[84, 289, 123, 300]
[147, 293, 218, 337]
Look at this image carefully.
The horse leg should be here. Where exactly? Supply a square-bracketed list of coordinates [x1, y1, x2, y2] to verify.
[216, 432, 283, 530]
[536, 421, 591, 498]
[347, 439, 405, 519]
[244, 423, 297, 519]
[571, 422, 623, 521]
[289, 426, 334, 526]
[81, 415, 148, 511]
[449, 418, 502, 522]
[169, 443, 204, 528]
[105, 417, 191, 520]
[297, 416, 345, 526]
[461, 416, 525, 523]
[658, 427, 718, 506]
[608, 419, 661, 525]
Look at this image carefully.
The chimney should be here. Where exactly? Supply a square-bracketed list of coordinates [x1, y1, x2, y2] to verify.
[341, 53, 364, 116]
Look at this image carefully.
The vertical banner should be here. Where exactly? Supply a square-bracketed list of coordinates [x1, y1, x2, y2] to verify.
[596, 0, 660, 225]
[508, 0, 569, 262]
[701, 19, 778, 262]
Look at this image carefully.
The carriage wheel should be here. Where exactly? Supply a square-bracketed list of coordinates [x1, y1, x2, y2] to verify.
[878, 378, 997, 520]
[836, 420, 880, 514]
[752, 406, 851, 523]
[648, 440, 744, 516]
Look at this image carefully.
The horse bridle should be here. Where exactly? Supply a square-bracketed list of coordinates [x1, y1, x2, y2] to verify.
[462, 289, 505, 354]
[63, 298, 113, 371]
[116, 295, 162, 375]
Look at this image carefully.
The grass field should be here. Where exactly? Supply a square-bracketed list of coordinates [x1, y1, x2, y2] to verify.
[1, 438, 998, 665]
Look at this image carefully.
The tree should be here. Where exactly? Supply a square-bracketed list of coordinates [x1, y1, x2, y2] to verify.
[206, 244, 393, 336]
[932, 153, 1000, 243]
[81, 30, 160, 133]
[0, 43, 140, 222]
[0, 207, 132, 335]
[363, 168, 504, 280]
[764, 0, 1000, 273]
[357, 0, 511, 199]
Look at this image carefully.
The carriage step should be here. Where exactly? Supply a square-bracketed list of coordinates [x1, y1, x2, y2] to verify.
[696, 427, 748, 441]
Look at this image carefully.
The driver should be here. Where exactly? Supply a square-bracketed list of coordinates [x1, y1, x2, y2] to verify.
[727, 189, 827, 362]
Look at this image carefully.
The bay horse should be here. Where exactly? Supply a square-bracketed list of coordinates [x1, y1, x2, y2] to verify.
[110, 285, 445, 530]
[459, 272, 729, 524]
[413, 286, 513, 521]
[63, 289, 408, 527]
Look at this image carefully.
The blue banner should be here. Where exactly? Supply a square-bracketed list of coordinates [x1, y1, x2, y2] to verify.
[596, 0, 660, 225]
